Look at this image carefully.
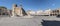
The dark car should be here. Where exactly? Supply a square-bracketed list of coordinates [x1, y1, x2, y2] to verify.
[56, 14, 60, 17]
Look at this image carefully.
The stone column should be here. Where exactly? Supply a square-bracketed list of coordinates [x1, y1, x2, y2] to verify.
[20, 9, 23, 16]
[11, 9, 14, 17]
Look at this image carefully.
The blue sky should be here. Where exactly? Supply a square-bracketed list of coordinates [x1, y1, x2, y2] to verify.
[0, 0, 60, 11]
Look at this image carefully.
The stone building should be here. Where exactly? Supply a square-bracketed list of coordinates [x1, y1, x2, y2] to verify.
[50, 9, 59, 16]
[0, 6, 10, 16]
[12, 4, 27, 17]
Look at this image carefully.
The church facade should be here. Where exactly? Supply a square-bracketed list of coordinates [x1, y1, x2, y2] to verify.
[12, 4, 27, 17]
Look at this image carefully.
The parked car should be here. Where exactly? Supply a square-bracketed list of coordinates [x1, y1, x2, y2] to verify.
[56, 14, 60, 17]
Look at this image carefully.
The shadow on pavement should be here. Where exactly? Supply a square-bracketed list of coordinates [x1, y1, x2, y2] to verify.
[41, 20, 60, 26]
